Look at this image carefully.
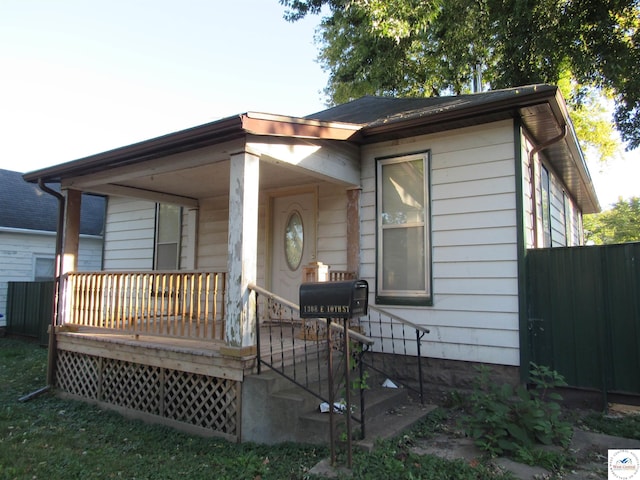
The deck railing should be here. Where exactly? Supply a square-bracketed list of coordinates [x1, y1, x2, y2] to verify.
[61, 271, 227, 341]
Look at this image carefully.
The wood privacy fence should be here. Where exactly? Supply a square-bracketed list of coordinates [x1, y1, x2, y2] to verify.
[62, 271, 227, 341]
[526, 242, 640, 396]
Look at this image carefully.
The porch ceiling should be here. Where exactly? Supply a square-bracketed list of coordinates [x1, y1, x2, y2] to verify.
[70, 159, 322, 205]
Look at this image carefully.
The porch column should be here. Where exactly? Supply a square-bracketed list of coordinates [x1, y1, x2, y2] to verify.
[347, 188, 361, 276]
[225, 151, 259, 350]
[62, 188, 82, 274]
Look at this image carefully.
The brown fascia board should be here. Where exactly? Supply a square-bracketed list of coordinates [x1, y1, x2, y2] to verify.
[549, 89, 601, 213]
[359, 86, 561, 141]
[23, 113, 363, 184]
[240, 112, 362, 140]
[23, 115, 245, 184]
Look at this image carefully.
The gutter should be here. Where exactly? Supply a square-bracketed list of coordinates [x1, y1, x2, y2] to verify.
[0, 226, 101, 239]
[36, 179, 64, 389]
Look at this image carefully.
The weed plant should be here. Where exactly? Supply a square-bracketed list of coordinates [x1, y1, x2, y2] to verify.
[461, 363, 573, 461]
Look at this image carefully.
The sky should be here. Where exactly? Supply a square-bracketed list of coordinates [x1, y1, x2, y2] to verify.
[1, 0, 638, 211]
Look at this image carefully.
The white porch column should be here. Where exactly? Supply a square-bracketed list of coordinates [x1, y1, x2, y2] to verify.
[62, 188, 82, 274]
[225, 151, 259, 350]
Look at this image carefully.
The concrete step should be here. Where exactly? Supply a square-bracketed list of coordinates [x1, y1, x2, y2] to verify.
[295, 385, 426, 445]
[243, 361, 436, 446]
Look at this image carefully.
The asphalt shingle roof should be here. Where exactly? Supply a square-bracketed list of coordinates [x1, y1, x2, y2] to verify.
[0, 169, 105, 235]
[305, 85, 557, 126]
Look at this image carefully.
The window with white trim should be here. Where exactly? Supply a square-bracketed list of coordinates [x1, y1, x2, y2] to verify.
[154, 204, 182, 270]
[376, 151, 431, 305]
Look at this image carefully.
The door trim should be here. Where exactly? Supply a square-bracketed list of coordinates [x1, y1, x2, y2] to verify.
[265, 186, 318, 294]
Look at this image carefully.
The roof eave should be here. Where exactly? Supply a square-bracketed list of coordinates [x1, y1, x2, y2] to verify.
[23, 113, 362, 184]
[23, 115, 245, 184]
[359, 86, 601, 214]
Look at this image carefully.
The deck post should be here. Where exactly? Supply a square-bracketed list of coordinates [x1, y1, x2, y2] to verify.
[225, 151, 259, 349]
[62, 188, 82, 275]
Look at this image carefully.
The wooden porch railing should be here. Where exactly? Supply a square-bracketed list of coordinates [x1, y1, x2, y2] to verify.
[61, 271, 227, 341]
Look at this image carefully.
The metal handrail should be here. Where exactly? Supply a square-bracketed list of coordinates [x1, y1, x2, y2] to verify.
[368, 305, 431, 335]
[249, 283, 373, 454]
[358, 305, 431, 403]
[249, 283, 374, 346]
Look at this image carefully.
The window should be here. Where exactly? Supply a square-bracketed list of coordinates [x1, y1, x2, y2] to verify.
[154, 204, 182, 270]
[540, 166, 551, 247]
[34, 256, 55, 281]
[376, 152, 431, 305]
[284, 210, 304, 271]
[563, 193, 572, 246]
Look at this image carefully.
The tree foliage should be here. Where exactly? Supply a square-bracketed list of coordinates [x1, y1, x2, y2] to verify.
[583, 197, 640, 244]
[280, 0, 639, 155]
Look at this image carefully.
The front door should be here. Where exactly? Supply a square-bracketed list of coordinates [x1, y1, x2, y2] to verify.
[271, 192, 316, 304]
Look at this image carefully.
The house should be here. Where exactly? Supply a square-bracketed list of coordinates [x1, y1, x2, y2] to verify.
[22, 84, 599, 443]
[0, 169, 105, 328]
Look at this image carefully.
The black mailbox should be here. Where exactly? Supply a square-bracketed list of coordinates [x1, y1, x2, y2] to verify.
[299, 280, 368, 319]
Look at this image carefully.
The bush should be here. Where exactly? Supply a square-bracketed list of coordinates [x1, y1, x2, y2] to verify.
[462, 363, 573, 457]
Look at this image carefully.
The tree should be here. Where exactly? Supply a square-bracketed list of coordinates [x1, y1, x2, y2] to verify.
[583, 197, 640, 244]
[280, 0, 639, 156]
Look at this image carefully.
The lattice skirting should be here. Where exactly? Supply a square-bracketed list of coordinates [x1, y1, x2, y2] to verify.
[55, 349, 239, 439]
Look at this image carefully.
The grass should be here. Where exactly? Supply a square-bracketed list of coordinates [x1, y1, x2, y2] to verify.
[0, 337, 325, 480]
[579, 410, 640, 440]
[2, 336, 638, 479]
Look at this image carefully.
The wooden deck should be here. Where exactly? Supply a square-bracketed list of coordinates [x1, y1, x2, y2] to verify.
[54, 323, 307, 380]
[51, 321, 321, 442]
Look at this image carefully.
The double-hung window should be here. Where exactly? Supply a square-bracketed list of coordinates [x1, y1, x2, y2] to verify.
[154, 203, 182, 270]
[376, 151, 431, 305]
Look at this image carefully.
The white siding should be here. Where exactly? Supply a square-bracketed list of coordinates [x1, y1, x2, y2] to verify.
[196, 196, 230, 272]
[0, 231, 102, 326]
[195, 183, 348, 285]
[102, 197, 155, 270]
[317, 183, 348, 270]
[522, 135, 584, 248]
[361, 121, 521, 366]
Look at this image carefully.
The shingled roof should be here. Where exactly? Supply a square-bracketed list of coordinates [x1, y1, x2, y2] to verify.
[304, 85, 558, 126]
[0, 169, 105, 235]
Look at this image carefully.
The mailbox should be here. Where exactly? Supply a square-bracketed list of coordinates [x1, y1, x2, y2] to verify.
[299, 280, 368, 319]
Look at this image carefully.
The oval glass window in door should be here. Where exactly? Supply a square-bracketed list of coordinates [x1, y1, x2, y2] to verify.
[285, 210, 304, 270]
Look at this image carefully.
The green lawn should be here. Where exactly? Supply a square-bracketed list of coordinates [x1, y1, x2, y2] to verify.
[2, 336, 582, 479]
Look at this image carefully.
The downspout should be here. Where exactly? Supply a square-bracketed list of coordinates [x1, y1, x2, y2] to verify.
[37, 179, 65, 388]
[528, 125, 567, 248]
[521, 124, 567, 385]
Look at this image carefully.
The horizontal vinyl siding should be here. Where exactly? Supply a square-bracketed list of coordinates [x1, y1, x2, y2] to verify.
[361, 120, 521, 366]
[0, 231, 102, 325]
[317, 184, 348, 270]
[102, 197, 154, 270]
[197, 196, 229, 271]
[524, 131, 584, 248]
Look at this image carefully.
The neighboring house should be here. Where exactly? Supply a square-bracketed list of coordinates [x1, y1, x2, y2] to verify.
[0, 169, 105, 326]
[22, 84, 599, 442]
